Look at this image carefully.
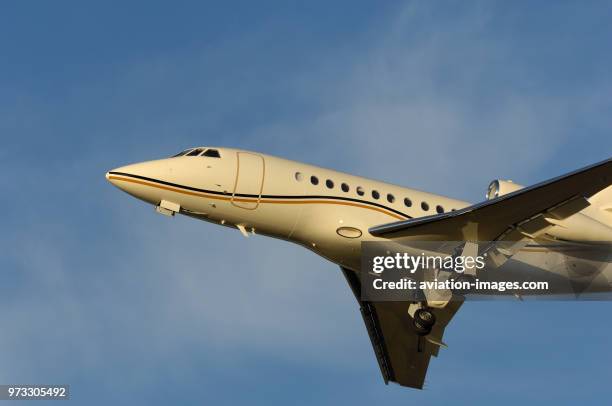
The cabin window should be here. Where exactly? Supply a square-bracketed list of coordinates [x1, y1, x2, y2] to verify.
[310, 176, 319, 185]
[202, 149, 221, 158]
[421, 201, 429, 211]
[436, 205, 444, 214]
[187, 148, 204, 156]
[171, 149, 192, 157]
[404, 198, 412, 207]
[341, 183, 349, 192]
[372, 190, 380, 200]
[295, 172, 303, 181]
[387, 194, 395, 203]
[326, 179, 334, 189]
[356, 186, 364, 196]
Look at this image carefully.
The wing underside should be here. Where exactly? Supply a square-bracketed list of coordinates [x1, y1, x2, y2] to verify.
[341, 267, 461, 389]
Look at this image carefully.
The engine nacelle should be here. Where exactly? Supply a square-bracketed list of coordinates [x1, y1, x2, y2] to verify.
[486, 180, 524, 200]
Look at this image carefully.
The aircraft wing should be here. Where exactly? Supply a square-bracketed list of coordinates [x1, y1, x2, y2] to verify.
[370, 157, 612, 241]
[341, 268, 462, 389]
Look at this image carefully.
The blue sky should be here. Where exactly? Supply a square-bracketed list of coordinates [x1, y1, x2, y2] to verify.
[2, 1, 612, 405]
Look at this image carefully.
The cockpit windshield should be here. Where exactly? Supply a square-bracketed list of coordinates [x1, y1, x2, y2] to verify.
[202, 149, 221, 158]
[171, 149, 193, 157]
[171, 147, 222, 158]
[186, 148, 204, 156]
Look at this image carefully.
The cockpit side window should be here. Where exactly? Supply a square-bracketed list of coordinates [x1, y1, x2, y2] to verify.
[201, 149, 221, 158]
[186, 148, 204, 156]
[172, 149, 193, 157]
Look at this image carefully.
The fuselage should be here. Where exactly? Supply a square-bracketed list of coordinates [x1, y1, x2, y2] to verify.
[106, 147, 469, 270]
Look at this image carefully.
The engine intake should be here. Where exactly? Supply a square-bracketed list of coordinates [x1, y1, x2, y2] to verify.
[486, 180, 524, 200]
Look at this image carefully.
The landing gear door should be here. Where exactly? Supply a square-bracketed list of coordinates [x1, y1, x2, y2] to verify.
[231, 152, 265, 210]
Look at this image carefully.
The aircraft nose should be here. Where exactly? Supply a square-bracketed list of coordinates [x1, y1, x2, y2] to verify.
[105, 160, 171, 202]
[105, 169, 122, 193]
[105, 168, 128, 189]
[105, 164, 136, 189]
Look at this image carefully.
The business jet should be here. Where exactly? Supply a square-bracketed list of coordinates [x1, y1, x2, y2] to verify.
[106, 147, 612, 389]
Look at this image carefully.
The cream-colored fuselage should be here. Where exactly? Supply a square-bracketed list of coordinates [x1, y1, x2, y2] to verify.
[106, 147, 469, 270]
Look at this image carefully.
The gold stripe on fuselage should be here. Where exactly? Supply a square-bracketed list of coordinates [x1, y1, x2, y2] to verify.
[107, 174, 406, 220]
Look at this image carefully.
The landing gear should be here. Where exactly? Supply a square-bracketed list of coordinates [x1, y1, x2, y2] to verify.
[413, 308, 436, 336]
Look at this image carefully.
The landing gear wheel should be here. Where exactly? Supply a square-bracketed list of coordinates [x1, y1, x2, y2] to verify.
[413, 308, 436, 336]
[413, 321, 432, 336]
[414, 308, 436, 327]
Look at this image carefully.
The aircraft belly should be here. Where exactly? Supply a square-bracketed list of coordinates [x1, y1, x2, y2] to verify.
[290, 204, 392, 269]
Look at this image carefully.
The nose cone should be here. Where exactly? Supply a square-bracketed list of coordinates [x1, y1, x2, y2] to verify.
[105, 164, 141, 189]
[105, 168, 130, 189]
[105, 170, 115, 184]
[106, 160, 173, 203]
